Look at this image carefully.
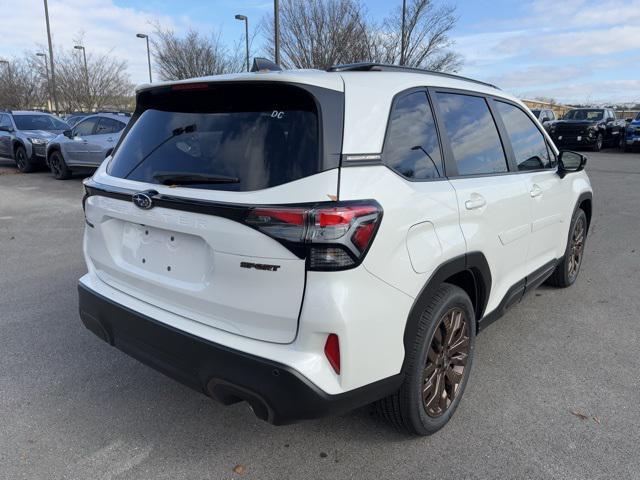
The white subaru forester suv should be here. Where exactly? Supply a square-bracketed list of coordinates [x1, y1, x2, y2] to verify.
[79, 62, 593, 435]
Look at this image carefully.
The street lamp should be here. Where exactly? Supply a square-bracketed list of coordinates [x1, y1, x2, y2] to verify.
[274, 0, 280, 65]
[36, 53, 52, 112]
[136, 33, 152, 83]
[43, 0, 59, 113]
[234, 15, 249, 72]
[74, 45, 89, 109]
[400, 0, 407, 66]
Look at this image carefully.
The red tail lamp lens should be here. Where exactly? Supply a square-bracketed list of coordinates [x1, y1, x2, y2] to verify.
[351, 221, 376, 252]
[324, 334, 340, 374]
[316, 205, 377, 227]
[251, 208, 305, 225]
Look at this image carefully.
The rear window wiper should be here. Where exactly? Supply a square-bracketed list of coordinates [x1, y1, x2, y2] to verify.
[153, 173, 240, 186]
[123, 124, 198, 178]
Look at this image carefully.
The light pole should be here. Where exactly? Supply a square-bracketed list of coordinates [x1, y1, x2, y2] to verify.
[274, 0, 280, 65]
[36, 53, 52, 112]
[400, 0, 406, 66]
[235, 15, 249, 72]
[74, 45, 89, 110]
[136, 33, 152, 83]
[43, 0, 59, 113]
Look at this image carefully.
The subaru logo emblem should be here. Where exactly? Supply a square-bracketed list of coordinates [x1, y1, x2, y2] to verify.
[132, 190, 157, 210]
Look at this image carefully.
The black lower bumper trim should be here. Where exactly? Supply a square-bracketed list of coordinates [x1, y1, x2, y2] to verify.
[78, 283, 403, 425]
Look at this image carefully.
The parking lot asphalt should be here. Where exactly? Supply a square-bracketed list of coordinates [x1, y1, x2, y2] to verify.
[1, 150, 639, 480]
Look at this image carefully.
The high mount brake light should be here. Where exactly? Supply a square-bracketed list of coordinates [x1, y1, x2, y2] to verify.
[245, 201, 382, 271]
[171, 83, 209, 91]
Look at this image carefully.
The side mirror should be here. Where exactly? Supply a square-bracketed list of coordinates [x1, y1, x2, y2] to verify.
[541, 117, 550, 123]
[626, 118, 632, 123]
[558, 151, 587, 178]
[63, 129, 72, 138]
[0, 125, 13, 133]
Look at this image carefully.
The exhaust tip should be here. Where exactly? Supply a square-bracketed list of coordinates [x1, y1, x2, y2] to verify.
[206, 378, 272, 423]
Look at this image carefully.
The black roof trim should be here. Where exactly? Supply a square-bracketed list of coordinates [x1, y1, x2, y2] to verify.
[327, 62, 500, 90]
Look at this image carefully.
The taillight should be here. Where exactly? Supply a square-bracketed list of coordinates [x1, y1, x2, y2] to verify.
[245, 201, 382, 271]
[324, 334, 340, 374]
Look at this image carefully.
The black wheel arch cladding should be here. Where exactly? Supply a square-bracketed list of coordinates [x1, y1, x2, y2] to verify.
[402, 252, 490, 370]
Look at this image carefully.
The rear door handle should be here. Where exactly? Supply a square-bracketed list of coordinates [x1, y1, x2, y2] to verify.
[530, 185, 543, 198]
[465, 194, 486, 210]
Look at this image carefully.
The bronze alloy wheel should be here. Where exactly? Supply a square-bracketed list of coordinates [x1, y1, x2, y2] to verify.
[422, 307, 470, 418]
[568, 215, 585, 280]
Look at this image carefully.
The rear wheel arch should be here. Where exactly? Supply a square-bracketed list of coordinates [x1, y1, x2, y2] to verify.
[577, 192, 592, 232]
[402, 252, 491, 368]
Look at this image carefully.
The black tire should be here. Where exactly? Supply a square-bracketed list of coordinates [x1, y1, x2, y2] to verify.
[14, 145, 36, 173]
[591, 133, 603, 152]
[49, 150, 72, 180]
[546, 208, 587, 288]
[618, 133, 625, 150]
[376, 283, 475, 436]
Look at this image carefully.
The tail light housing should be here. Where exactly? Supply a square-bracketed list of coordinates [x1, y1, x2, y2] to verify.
[245, 200, 382, 271]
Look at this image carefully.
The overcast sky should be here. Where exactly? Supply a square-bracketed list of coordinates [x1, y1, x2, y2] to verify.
[1, 0, 639, 104]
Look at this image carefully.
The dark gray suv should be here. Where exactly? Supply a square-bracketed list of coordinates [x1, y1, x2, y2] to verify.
[0, 110, 70, 173]
[46, 113, 129, 179]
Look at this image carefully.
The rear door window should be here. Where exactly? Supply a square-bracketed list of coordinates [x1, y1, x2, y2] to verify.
[74, 118, 98, 136]
[108, 83, 320, 191]
[434, 92, 508, 176]
[95, 117, 125, 134]
[495, 101, 551, 170]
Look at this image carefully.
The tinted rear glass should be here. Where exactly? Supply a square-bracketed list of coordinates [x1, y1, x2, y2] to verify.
[108, 83, 320, 191]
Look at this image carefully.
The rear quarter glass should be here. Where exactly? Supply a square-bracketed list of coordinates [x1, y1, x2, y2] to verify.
[107, 83, 343, 191]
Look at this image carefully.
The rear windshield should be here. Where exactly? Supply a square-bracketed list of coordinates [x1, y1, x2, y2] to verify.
[13, 114, 69, 131]
[107, 83, 320, 191]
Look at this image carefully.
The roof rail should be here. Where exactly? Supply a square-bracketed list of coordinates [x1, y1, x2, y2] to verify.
[327, 62, 500, 90]
[95, 110, 132, 116]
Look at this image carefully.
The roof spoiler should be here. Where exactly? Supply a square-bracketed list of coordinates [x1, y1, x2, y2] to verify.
[251, 57, 282, 73]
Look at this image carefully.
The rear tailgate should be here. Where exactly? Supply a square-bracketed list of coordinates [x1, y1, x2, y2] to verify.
[83, 80, 343, 344]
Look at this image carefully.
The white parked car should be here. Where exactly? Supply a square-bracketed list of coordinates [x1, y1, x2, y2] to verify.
[79, 63, 593, 435]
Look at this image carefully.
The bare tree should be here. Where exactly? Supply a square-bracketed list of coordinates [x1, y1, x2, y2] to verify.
[0, 57, 49, 110]
[260, 0, 461, 72]
[152, 26, 243, 80]
[53, 46, 132, 112]
[371, 0, 461, 72]
[262, 0, 371, 69]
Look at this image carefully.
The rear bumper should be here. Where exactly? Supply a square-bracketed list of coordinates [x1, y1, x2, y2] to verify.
[78, 283, 403, 425]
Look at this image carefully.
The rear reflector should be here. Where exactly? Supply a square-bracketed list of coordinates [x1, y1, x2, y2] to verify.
[245, 200, 382, 271]
[324, 334, 340, 374]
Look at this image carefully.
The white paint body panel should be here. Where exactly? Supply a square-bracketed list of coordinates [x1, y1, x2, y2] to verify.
[85, 166, 339, 344]
[338, 166, 465, 298]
